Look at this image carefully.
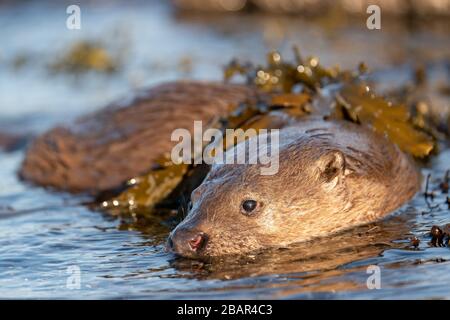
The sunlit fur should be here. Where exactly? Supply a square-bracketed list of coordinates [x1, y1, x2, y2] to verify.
[169, 118, 421, 258]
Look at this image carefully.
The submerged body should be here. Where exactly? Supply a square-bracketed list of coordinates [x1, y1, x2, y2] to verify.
[168, 118, 421, 258]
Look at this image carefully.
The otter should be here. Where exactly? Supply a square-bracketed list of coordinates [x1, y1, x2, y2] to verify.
[20, 81, 421, 258]
[20, 81, 257, 194]
[167, 118, 420, 258]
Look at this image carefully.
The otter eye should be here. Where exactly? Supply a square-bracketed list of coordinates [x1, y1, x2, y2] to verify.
[241, 199, 258, 215]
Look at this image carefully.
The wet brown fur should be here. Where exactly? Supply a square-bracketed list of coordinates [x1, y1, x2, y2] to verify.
[170, 118, 421, 257]
[20, 82, 421, 257]
[20, 81, 257, 194]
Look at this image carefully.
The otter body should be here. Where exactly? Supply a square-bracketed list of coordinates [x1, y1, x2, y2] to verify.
[168, 118, 420, 258]
[20, 82, 257, 194]
[20, 81, 421, 257]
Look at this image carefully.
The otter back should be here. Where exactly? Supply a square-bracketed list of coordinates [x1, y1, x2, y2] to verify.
[20, 81, 257, 194]
[279, 119, 421, 223]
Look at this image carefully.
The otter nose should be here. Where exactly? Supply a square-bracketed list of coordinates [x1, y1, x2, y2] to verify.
[188, 233, 206, 251]
[168, 229, 208, 256]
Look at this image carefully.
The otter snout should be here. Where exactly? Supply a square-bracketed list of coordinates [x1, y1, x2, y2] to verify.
[167, 228, 208, 258]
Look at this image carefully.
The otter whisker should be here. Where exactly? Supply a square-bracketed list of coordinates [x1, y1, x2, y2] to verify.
[178, 194, 190, 220]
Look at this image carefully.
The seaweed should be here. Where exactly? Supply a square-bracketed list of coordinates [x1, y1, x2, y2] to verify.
[103, 48, 438, 215]
[225, 49, 338, 92]
[225, 48, 436, 157]
[50, 41, 119, 74]
[334, 82, 435, 157]
[101, 156, 189, 214]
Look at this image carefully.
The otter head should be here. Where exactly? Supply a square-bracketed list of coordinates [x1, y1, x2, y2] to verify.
[167, 130, 355, 259]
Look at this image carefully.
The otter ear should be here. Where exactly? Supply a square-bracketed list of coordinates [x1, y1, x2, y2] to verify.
[316, 150, 346, 188]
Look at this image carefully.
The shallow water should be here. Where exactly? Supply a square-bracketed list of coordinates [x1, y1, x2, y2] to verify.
[0, 0, 450, 299]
